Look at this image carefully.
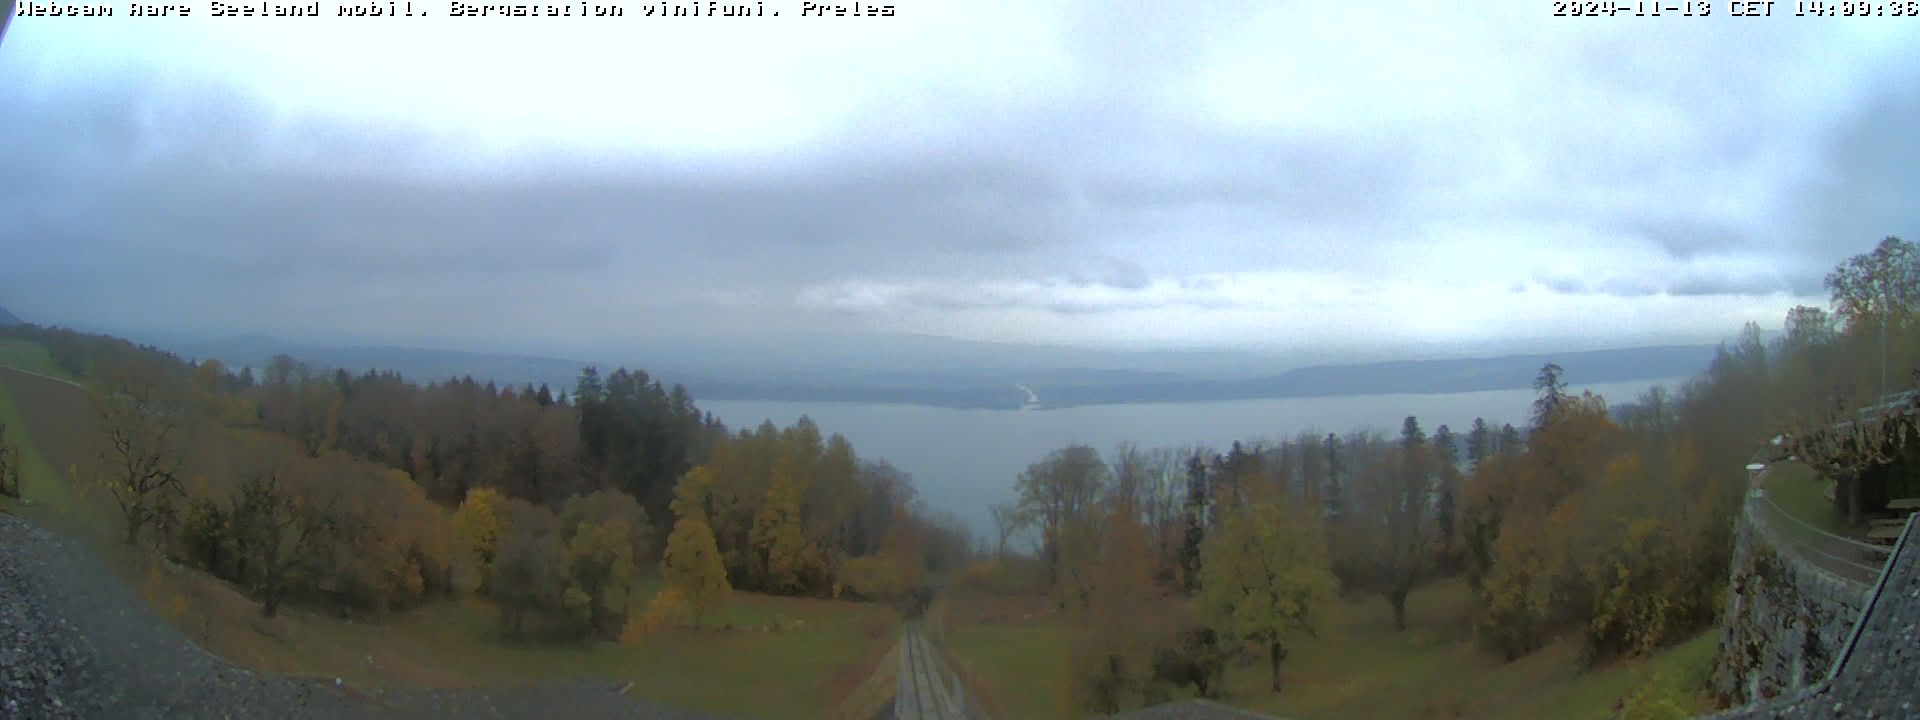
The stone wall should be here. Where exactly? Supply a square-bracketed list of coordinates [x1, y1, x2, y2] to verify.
[1709, 499, 1869, 705]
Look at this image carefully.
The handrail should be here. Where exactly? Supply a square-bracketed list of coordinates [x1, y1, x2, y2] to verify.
[1746, 500, 1883, 585]
[1753, 493, 1893, 558]
[1827, 511, 1915, 681]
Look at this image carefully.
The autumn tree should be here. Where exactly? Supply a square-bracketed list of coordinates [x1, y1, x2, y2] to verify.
[1432, 423, 1461, 567]
[749, 469, 809, 593]
[492, 498, 564, 639]
[315, 456, 450, 615]
[1197, 496, 1336, 693]
[1014, 444, 1108, 592]
[1827, 236, 1920, 397]
[661, 468, 730, 628]
[228, 462, 330, 618]
[454, 487, 504, 593]
[1338, 419, 1435, 631]
[1826, 235, 1919, 333]
[91, 356, 192, 545]
[1784, 304, 1838, 348]
[1069, 496, 1169, 713]
[558, 489, 650, 638]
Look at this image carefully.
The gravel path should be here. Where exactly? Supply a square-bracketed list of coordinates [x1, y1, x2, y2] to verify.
[0, 511, 707, 719]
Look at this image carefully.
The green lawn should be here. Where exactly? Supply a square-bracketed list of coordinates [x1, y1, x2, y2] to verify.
[172, 573, 899, 719]
[1225, 580, 1717, 720]
[1766, 461, 1845, 535]
[0, 339, 79, 382]
[0, 374, 94, 531]
[941, 578, 1721, 720]
[937, 597, 1076, 719]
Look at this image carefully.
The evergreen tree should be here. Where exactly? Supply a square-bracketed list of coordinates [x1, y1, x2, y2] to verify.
[1531, 362, 1567, 430]
[1432, 424, 1461, 565]
[1179, 453, 1208, 593]
[1466, 417, 1491, 469]
[1323, 434, 1345, 524]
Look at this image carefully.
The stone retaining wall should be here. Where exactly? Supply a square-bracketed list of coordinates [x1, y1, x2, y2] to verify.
[1708, 499, 1869, 704]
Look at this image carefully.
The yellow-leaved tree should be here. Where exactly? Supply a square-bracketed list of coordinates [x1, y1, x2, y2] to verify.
[454, 487, 504, 593]
[749, 469, 809, 593]
[1197, 496, 1337, 693]
[661, 467, 730, 628]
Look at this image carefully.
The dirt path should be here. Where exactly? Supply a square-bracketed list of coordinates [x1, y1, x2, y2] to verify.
[0, 511, 707, 719]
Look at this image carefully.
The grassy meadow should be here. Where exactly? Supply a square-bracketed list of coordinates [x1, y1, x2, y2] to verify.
[937, 577, 1720, 720]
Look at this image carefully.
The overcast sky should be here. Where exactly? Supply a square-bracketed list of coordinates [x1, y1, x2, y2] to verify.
[3, 2, 1917, 359]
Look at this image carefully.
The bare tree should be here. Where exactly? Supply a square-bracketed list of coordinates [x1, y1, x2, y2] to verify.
[1784, 377, 1920, 526]
[91, 359, 192, 545]
[989, 502, 1021, 558]
[230, 465, 330, 618]
[1015, 445, 1110, 590]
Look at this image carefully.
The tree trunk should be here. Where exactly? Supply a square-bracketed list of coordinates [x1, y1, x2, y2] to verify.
[1269, 641, 1285, 692]
[1848, 472, 1863, 527]
[1391, 588, 1409, 631]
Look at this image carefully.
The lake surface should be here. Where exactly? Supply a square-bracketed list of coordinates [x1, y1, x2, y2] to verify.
[703, 377, 1682, 536]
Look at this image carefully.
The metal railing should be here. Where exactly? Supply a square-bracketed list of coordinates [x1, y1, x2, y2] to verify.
[1747, 490, 1892, 587]
[1828, 511, 1915, 681]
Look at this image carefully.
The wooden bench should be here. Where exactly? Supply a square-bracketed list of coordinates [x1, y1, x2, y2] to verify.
[1867, 525, 1904, 545]
[1885, 497, 1920, 512]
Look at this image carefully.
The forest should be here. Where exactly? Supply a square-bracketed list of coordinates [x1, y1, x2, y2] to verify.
[0, 321, 971, 642]
[0, 237, 1913, 718]
[946, 236, 1920, 714]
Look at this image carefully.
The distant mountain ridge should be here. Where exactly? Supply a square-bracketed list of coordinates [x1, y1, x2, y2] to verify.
[173, 334, 588, 391]
[0, 305, 20, 326]
[162, 333, 1717, 410]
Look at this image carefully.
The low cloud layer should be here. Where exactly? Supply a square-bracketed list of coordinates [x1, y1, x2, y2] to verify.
[2, 3, 1916, 357]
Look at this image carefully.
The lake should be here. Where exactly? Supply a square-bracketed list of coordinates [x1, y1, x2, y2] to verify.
[703, 377, 1683, 536]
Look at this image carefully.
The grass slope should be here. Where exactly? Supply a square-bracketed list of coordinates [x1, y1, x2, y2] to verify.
[0, 345, 899, 719]
[0, 368, 100, 533]
[0, 338, 79, 383]
[1766, 461, 1845, 535]
[942, 578, 1720, 720]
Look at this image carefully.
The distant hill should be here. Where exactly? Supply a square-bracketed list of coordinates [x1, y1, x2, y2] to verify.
[0, 305, 20, 327]
[1021, 344, 1718, 408]
[173, 335, 590, 391]
[157, 333, 1718, 410]
[691, 343, 1718, 409]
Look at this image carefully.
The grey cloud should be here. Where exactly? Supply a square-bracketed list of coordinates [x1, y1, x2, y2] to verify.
[1791, 76, 1920, 266]
[5, 15, 1918, 354]
[1624, 218, 1754, 262]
